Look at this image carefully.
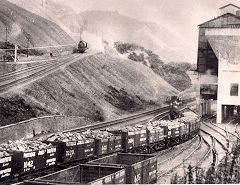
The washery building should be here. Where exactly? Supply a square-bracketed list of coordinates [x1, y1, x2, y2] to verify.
[197, 4, 240, 123]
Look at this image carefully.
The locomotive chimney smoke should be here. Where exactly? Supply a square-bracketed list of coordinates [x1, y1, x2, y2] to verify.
[82, 31, 104, 52]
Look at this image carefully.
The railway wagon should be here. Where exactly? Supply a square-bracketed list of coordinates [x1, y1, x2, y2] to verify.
[44, 139, 95, 163]
[10, 145, 57, 175]
[0, 151, 12, 180]
[0, 140, 57, 180]
[24, 164, 126, 184]
[146, 126, 166, 152]
[0, 110, 200, 182]
[42, 130, 122, 164]
[88, 153, 157, 184]
[108, 126, 147, 153]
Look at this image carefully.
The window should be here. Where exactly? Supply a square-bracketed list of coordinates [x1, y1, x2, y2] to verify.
[230, 83, 238, 96]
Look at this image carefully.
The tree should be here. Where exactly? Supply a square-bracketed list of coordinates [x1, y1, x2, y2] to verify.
[205, 163, 215, 184]
[171, 173, 179, 184]
[187, 164, 194, 184]
[195, 167, 204, 184]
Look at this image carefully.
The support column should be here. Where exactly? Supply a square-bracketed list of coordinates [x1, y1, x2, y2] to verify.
[202, 101, 206, 116]
[199, 102, 203, 117]
[207, 100, 211, 115]
[217, 103, 222, 123]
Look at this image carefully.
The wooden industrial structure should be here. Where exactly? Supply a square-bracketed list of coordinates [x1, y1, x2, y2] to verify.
[197, 4, 240, 123]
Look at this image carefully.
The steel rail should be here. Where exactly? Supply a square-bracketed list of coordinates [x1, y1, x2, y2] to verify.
[0, 54, 89, 94]
[207, 116, 239, 140]
[0, 56, 71, 80]
[157, 115, 216, 180]
[194, 133, 213, 169]
[65, 107, 171, 133]
[202, 121, 229, 146]
[0, 60, 63, 84]
[200, 129, 228, 152]
[157, 134, 203, 178]
[157, 136, 199, 166]
[10, 103, 194, 183]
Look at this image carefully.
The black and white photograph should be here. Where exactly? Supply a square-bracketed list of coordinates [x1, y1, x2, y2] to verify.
[0, 0, 240, 184]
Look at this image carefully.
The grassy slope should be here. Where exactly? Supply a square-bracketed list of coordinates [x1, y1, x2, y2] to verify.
[1, 53, 178, 126]
[114, 42, 192, 91]
[0, 0, 74, 49]
[8, 0, 75, 37]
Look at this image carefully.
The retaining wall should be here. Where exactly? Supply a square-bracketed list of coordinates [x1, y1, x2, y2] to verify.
[0, 115, 89, 144]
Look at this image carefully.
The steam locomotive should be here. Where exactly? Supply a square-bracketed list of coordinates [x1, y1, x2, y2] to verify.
[165, 96, 183, 120]
[73, 40, 88, 53]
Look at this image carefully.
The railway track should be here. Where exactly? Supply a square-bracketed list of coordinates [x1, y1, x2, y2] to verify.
[0, 53, 91, 94]
[197, 133, 216, 168]
[201, 119, 229, 151]
[157, 136, 199, 165]
[200, 131, 219, 166]
[157, 130, 218, 181]
[156, 109, 205, 183]
[64, 105, 183, 134]
[156, 128, 226, 184]
[156, 115, 230, 184]
[9, 102, 196, 184]
[204, 116, 240, 149]
[0, 57, 62, 83]
[157, 134, 204, 183]
[6, 105, 178, 184]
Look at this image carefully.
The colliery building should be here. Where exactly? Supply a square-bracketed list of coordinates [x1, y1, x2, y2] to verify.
[197, 4, 240, 123]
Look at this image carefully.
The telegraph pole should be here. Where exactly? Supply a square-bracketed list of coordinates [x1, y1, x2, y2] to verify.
[14, 44, 18, 62]
[26, 33, 30, 57]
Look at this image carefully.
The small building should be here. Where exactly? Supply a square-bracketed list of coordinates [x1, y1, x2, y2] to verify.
[197, 4, 240, 123]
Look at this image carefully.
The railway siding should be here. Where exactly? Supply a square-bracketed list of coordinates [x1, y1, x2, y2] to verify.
[0, 54, 89, 95]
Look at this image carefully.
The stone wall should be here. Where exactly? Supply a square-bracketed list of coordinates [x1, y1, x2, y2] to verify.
[0, 115, 88, 143]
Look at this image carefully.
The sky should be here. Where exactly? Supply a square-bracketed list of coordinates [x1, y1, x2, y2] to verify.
[52, 0, 240, 62]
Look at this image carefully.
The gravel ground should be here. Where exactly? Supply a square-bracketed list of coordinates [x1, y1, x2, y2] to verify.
[178, 136, 210, 174]
[200, 132, 213, 170]
[157, 136, 201, 184]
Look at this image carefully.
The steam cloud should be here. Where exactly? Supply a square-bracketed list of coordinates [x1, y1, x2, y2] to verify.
[81, 31, 104, 52]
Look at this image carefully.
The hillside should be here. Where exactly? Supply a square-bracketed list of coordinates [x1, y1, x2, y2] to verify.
[59, 10, 195, 62]
[0, 53, 178, 126]
[8, 0, 76, 38]
[114, 42, 192, 91]
[0, 0, 74, 51]
[7, 2, 196, 62]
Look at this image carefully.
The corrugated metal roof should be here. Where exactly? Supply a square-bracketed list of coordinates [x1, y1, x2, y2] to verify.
[219, 3, 240, 10]
[198, 13, 240, 27]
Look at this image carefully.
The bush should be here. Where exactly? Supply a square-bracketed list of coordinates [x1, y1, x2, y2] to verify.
[114, 41, 192, 91]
